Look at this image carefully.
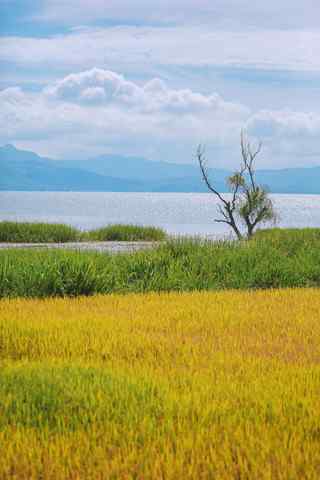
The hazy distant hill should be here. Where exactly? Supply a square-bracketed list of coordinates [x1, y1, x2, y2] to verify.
[57, 154, 229, 192]
[58, 154, 228, 181]
[1, 144, 320, 193]
[0, 145, 143, 192]
[255, 168, 320, 194]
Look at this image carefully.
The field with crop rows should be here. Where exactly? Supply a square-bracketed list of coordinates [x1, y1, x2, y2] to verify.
[1, 289, 320, 479]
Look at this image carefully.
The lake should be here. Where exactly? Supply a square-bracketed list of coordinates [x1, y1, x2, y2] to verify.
[1, 192, 320, 238]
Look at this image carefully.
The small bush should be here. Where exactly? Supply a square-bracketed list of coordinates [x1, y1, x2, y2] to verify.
[83, 224, 167, 242]
[0, 222, 167, 243]
[0, 222, 79, 243]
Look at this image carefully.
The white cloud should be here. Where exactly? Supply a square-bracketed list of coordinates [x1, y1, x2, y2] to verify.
[45, 69, 142, 106]
[1, 69, 320, 167]
[0, 70, 250, 161]
[247, 110, 320, 139]
[2, 26, 320, 75]
[33, 0, 320, 30]
[246, 110, 320, 162]
[0, 87, 80, 142]
[45, 68, 248, 116]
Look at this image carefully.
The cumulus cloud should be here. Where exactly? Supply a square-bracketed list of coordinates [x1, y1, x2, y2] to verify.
[247, 110, 320, 139]
[0, 87, 26, 104]
[45, 69, 142, 106]
[45, 68, 249, 116]
[1, 69, 320, 166]
[0, 70, 250, 161]
[246, 110, 320, 161]
[0, 85, 105, 143]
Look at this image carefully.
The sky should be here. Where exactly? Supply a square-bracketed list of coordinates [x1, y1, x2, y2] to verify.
[1, 0, 320, 168]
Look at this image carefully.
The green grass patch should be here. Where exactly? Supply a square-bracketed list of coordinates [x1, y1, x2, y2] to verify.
[1, 228, 320, 298]
[254, 227, 320, 243]
[0, 221, 79, 243]
[0, 364, 166, 432]
[82, 223, 166, 241]
[0, 221, 166, 243]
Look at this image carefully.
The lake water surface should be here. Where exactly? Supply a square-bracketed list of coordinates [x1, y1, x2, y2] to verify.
[1, 192, 320, 238]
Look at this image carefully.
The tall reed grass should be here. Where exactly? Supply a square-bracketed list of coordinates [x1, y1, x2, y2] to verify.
[82, 223, 166, 241]
[0, 221, 79, 243]
[1, 229, 320, 298]
[0, 221, 166, 243]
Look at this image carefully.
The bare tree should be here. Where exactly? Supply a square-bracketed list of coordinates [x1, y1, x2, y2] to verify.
[197, 131, 276, 240]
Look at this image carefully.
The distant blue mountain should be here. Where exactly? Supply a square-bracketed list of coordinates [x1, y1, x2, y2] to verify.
[56, 153, 230, 192]
[57, 154, 228, 181]
[255, 168, 320, 194]
[0, 145, 143, 191]
[1, 144, 320, 193]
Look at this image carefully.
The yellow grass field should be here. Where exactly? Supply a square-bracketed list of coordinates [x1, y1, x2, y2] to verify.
[1, 289, 320, 479]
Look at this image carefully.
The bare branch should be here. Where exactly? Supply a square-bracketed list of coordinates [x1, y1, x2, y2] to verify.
[196, 132, 275, 240]
[214, 219, 231, 225]
[196, 146, 229, 207]
[248, 141, 262, 163]
[241, 130, 261, 191]
[217, 204, 229, 220]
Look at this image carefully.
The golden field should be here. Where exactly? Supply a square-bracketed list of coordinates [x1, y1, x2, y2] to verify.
[1, 289, 320, 479]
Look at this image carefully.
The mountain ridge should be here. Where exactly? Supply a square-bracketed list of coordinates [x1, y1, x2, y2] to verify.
[1, 144, 320, 193]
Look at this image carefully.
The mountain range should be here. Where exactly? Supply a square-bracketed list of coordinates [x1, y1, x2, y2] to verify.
[1, 144, 320, 194]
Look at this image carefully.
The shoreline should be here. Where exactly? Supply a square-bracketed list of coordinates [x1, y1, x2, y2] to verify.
[0, 241, 161, 254]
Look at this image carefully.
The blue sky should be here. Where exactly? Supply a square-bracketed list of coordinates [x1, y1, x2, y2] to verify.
[1, 0, 320, 168]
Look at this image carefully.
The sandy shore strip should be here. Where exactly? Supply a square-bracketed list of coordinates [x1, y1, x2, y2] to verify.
[0, 241, 161, 254]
